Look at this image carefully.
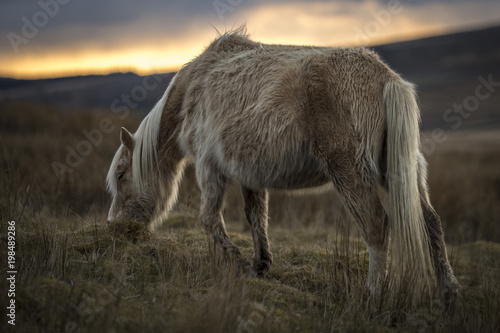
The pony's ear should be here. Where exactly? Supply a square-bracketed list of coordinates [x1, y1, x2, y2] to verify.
[120, 127, 135, 152]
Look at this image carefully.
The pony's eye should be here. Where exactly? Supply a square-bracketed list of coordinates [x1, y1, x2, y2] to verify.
[117, 171, 125, 180]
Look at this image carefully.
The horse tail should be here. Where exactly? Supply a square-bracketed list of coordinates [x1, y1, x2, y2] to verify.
[383, 78, 433, 285]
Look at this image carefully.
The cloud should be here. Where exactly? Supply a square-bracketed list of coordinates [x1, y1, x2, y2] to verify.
[1, 0, 499, 78]
[230, 0, 500, 46]
[0, 0, 220, 77]
[1, 0, 215, 50]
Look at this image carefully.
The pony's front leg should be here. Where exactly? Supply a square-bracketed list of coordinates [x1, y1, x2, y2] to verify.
[197, 167, 254, 275]
[242, 187, 272, 275]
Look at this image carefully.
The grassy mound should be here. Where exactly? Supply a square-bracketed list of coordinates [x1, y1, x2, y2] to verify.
[2, 215, 498, 332]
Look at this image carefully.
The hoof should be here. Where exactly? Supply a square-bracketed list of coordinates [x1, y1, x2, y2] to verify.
[237, 258, 257, 278]
[441, 279, 462, 315]
[254, 259, 272, 276]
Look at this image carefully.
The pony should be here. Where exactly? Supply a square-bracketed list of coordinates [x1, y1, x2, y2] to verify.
[106, 27, 460, 308]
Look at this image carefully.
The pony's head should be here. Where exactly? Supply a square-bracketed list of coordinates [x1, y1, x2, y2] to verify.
[106, 127, 158, 224]
[106, 73, 184, 227]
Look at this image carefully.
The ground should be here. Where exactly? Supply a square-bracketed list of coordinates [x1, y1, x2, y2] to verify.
[0, 103, 499, 332]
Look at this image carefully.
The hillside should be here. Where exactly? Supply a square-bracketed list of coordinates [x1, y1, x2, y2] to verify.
[372, 25, 500, 130]
[0, 72, 175, 114]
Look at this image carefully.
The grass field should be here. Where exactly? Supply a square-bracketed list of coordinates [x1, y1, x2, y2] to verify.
[1, 102, 499, 332]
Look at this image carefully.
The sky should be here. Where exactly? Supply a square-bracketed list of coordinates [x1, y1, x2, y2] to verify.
[1, 0, 499, 79]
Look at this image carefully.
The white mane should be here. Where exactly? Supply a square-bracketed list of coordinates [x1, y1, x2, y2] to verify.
[106, 73, 179, 196]
[106, 145, 122, 197]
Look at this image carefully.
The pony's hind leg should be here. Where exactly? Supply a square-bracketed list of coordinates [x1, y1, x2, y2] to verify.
[366, 212, 389, 295]
[351, 190, 389, 295]
[197, 163, 254, 275]
[421, 202, 460, 311]
[241, 187, 272, 275]
[417, 154, 461, 311]
[320, 151, 389, 295]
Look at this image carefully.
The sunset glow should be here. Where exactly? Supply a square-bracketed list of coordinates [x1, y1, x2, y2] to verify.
[1, 0, 499, 79]
[0, 41, 207, 79]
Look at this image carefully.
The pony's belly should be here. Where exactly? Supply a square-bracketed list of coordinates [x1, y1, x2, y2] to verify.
[228, 150, 330, 190]
[266, 163, 330, 190]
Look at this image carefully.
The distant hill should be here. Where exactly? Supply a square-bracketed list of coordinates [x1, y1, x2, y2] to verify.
[0, 72, 175, 115]
[1, 25, 499, 129]
[372, 25, 500, 130]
